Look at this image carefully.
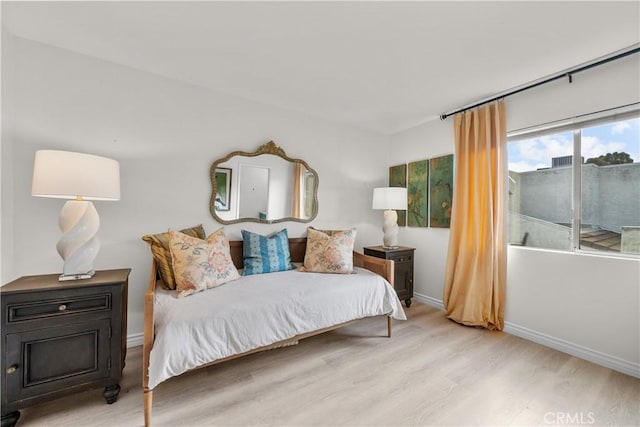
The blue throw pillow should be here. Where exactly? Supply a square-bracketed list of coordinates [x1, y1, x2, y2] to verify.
[241, 229, 294, 275]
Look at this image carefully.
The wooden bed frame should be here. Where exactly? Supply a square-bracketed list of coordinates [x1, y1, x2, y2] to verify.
[142, 237, 394, 427]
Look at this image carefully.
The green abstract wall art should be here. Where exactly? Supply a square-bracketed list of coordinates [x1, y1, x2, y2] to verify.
[388, 164, 407, 226]
[407, 160, 428, 227]
[429, 154, 454, 228]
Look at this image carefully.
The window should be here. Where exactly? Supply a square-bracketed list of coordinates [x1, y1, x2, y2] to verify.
[508, 112, 640, 256]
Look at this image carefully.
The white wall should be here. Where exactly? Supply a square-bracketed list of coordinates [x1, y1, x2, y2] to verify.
[1, 28, 13, 283]
[388, 119, 454, 304]
[389, 54, 640, 376]
[1, 35, 390, 341]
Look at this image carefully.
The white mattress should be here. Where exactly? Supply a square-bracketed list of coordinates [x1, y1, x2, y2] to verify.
[148, 267, 406, 389]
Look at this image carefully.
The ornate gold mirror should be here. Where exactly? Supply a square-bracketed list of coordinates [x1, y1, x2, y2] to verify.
[210, 141, 319, 224]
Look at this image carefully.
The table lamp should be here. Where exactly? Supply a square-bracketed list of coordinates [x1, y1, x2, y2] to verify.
[372, 187, 407, 249]
[32, 150, 121, 281]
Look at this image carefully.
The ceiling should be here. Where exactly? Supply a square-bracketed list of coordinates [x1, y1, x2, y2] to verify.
[3, 1, 639, 134]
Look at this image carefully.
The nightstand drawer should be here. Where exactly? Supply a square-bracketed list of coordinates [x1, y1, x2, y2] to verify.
[7, 294, 112, 323]
[391, 254, 412, 263]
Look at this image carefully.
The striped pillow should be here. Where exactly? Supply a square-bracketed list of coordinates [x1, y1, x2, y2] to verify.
[241, 229, 294, 275]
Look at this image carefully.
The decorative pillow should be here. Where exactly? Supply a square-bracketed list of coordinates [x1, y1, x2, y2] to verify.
[241, 229, 294, 275]
[142, 224, 206, 289]
[300, 227, 357, 274]
[168, 228, 240, 298]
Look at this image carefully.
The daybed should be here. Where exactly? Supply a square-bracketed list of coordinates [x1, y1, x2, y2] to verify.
[142, 237, 406, 426]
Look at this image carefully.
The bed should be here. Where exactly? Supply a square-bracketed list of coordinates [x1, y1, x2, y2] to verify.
[142, 237, 406, 426]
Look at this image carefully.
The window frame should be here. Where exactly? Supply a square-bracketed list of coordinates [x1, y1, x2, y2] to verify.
[507, 105, 640, 258]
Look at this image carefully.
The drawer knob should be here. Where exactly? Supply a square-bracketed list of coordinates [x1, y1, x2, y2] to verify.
[58, 304, 68, 312]
[6, 364, 18, 374]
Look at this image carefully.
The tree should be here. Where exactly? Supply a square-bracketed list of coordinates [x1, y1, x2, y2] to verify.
[585, 152, 634, 166]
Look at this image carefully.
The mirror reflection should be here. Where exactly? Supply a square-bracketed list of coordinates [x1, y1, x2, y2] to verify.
[210, 141, 318, 224]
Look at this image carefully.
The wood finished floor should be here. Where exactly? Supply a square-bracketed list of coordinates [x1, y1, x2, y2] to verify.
[17, 302, 640, 426]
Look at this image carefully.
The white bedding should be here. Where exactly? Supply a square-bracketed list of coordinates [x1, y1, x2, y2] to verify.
[148, 267, 406, 389]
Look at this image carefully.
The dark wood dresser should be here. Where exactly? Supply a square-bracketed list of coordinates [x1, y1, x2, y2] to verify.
[1, 269, 130, 427]
[363, 246, 415, 307]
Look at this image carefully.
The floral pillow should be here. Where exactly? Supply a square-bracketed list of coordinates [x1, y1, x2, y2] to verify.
[241, 229, 294, 275]
[142, 224, 206, 290]
[300, 227, 357, 274]
[169, 228, 240, 297]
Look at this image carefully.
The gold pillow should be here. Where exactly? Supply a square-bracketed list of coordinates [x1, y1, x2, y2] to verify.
[169, 228, 240, 298]
[142, 224, 205, 289]
[300, 227, 357, 274]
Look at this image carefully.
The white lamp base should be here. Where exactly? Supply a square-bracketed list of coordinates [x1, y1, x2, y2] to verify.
[56, 200, 100, 281]
[382, 209, 399, 249]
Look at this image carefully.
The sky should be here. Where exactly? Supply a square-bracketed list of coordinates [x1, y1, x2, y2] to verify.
[508, 117, 640, 172]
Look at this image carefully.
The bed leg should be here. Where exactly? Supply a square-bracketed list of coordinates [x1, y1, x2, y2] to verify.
[144, 389, 153, 427]
[387, 316, 392, 337]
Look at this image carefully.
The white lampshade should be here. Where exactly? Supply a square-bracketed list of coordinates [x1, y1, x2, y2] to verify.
[32, 150, 120, 200]
[372, 187, 407, 210]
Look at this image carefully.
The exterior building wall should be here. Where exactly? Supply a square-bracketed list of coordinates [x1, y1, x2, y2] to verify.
[581, 164, 600, 228]
[509, 212, 571, 250]
[596, 163, 640, 231]
[511, 163, 640, 232]
[621, 226, 640, 254]
[514, 167, 572, 225]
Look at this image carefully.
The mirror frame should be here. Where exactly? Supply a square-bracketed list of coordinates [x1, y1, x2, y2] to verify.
[209, 141, 319, 224]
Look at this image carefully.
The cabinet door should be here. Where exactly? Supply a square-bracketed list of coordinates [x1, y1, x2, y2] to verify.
[394, 260, 412, 300]
[5, 319, 111, 403]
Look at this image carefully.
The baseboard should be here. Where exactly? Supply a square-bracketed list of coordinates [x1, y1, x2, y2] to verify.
[411, 292, 639, 378]
[413, 292, 445, 310]
[503, 322, 640, 379]
[127, 332, 143, 348]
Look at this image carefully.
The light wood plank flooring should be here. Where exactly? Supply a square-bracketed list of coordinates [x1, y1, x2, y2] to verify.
[17, 302, 639, 426]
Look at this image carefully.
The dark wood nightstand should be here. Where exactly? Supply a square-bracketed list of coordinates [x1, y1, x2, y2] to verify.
[1, 269, 130, 427]
[363, 246, 415, 307]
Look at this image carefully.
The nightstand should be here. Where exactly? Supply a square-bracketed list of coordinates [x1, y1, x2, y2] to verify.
[363, 246, 415, 307]
[1, 269, 130, 427]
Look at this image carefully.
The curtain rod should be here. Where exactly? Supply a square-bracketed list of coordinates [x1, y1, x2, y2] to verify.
[440, 45, 640, 120]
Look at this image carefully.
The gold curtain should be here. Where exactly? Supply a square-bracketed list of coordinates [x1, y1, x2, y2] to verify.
[291, 163, 303, 218]
[443, 100, 507, 331]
